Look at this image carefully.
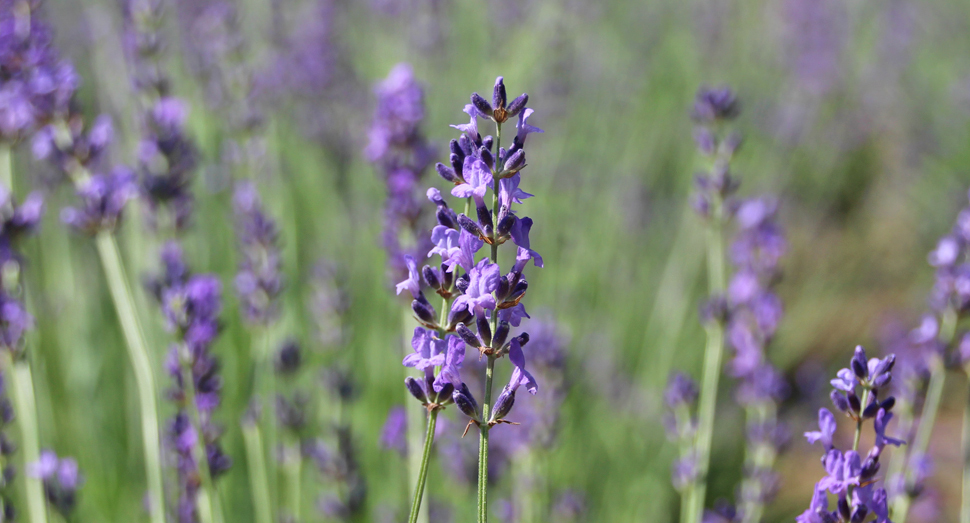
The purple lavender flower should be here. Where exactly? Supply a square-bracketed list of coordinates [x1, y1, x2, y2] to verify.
[60, 167, 138, 234]
[29, 450, 81, 518]
[691, 87, 740, 123]
[380, 406, 407, 456]
[137, 97, 200, 232]
[0, 1, 77, 143]
[232, 181, 282, 325]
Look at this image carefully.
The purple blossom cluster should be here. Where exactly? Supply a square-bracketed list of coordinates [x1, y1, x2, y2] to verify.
[232, 181, 282, 325]
[0, 184, 42, 355]
[366, 63, 436, 276]
[29, 450, 81, 519]
[0, 0, 77, 143]
[396, 75, 542, 424]
[155, 243, 232, 522]
[799, 346, 900, 523]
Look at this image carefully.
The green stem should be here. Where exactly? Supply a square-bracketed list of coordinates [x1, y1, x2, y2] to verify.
[10, 358, 47, 523]
[178, 344, 220, 523]
[407, 409, 439, 523]
[853, 389, 870, 453]
[92, 233, 166, 523]
[893, 307, 956, 523]
[962, 378, 970, 523]
[686, 202, 726, 523]
[403, 311, 429, 523]
[242, 420, 273, 523]
[284, 433, 302, 522]
[0, 145, 10, 190]
[477, 121, 503, 523]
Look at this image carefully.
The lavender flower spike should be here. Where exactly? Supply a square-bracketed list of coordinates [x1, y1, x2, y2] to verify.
[29, 451, 82, 519]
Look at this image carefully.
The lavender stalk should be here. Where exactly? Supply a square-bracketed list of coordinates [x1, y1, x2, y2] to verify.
[10, 358, 47, 523]
[684, 87, 741, 523]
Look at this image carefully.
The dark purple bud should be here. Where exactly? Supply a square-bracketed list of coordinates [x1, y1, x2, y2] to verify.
[863, 400, 880, 420]
[830, 390, 850, 413]
[496, 275, 511, 301]
[422, 266, 441, 290]
[471, 93, 493, 118]
[476, 314, 492, 347]
[458, 134, 474, 156]
[850, 506, 868, 523]
[483, 135, 494, 152]
[852, 346, 868, 378]
[450, 153, 464, 180]
[514, 332, 530, 347]
[838, 496, 851, 520]
[440, 264, 454, 289]
[881, 397, 896, 412]
[458, 214, 485, 239]
[860, 458, 880, 480]
[450, 139, 463, 157]
[492, 389, 515, 420]
[412, 299, 436, 324]
[492, 321, 510, 349]
[506, 94, 528, 118]
[274, 340, 303, 375]
[435, 382, 454, 404]
[506, 280, 528, 304]
[437, 207, 458, 230]
[479, 146, 494, 169]
[454, 384, 480, 420]
[455, 274, 470, 294]
[503, 149, 525, 173]
[848, 392, 861, 413]
[436, 163, 457, 183]
[873, 373, 892, 389]
[497, 214, 515, 239]
[456, 323, 481, 348]
[476, 202, 494, 234]
[449, 308, 472, 330]
[492, 77, 507, 110]
[405, 377, 428, 403]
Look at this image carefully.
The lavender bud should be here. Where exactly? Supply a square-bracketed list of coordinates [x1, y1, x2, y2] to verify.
[492, 77, 507, 110]
[862, 400, 880, 420]
[492, 389, 515, 420]
[880, 397, 896, 412]
[437, 207, 458, 229]
[458, 214, 484, 238]
[274, 341, 302, 375]
[479, 146, 494, 169]
[448, 308, 473, 330]
[436, 163, 457, 183]
[497, 213, 515, 238]
[506, 94, 528, 118]
[412, 299, 436, 324]
[872, 373, 891, 389]
[405, 377, 428, 403]
[456, 324, 481, 348]
[435, 382, 454, 404]
[503, 149, 525, 173]
[450, 139, 463, 158]
[851, 358, 868, 381]
[440, 264, 454, 289]
[482, 135, 493, 152]
[496, 275, 511, 301]
[830, 390, 851, 413]
[422, 266, 441, 290]
[450, 153, 464, 180]
[476, 202, 494, 235]
[455, 274, 470, 294]
[860, 458, 880, 480]
[838, 497, 851, 520]
[693, 128, 716, 155]
[514, 332, 530, 347]
[492, 321, 510, 349]
[471, 93, 493, 118]
[848, 392, 861, 413]
[453, 383, 479, 419]
[507, 279, 528, 303]
[476, 314, 492, 347]
[851, 506, 868, 523]
[458, 134, 474, 156]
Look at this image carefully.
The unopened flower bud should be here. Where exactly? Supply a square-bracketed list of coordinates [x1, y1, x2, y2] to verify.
[476, 315, 492, 347]
[492, 77, 507, 111]
[471, 93, 493, 119]
[435, 382, 454, 404]
[830, 390, 851, 413]
[436, 163, 457, 183]
[506, 94, 528, 118]
[503, 149, 525, 173]
[492, 389, 515, 420]
[456, 323, 481, 348]
[455, 274, 470, 294]
[848, 392, 861, 413]
[458, 214, 484, 238]
[453, 383, 479, 419]
[492, 321, 510, 350]
[482, 135, 493, 152]
[405, 377, 427, 403]
[880, 397, 896, 412]
[412, 299, 436, 324]
[479, 146, 493, 169]
[422, 265, 441, 290]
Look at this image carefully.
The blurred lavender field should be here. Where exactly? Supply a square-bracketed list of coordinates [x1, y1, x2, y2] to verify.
[3, 0, 970, 521]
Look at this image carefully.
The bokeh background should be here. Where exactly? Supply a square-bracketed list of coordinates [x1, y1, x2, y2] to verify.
[13, 0, 970, 520]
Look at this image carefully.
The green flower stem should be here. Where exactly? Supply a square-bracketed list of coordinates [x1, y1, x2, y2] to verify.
[477, 120, 505, 523]
[283, 433, 302, 522]
[962, 379, 970, 523]
[93, 232, 166, 523]
[403, 311, 429, 523]
[250, 328, 278, 519]
[241, 420, 273, 523]
[10, 357, 47, 523]
[685, 199, 726, 523]
[407, 409, 439, 523]
[178, 343, 220, 523]
[0, 145, 10, 189]
[853, 389, 870, 453]
[893, 306, 956, 523]
[739, 403, 776, 523]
